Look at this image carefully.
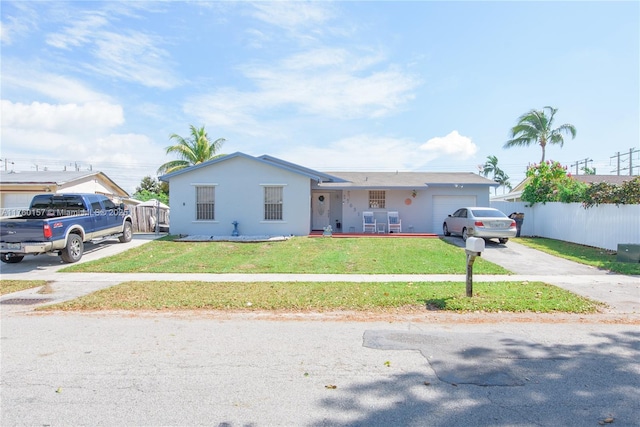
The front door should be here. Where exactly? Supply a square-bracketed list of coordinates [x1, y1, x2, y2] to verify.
[312, 193, 330, 230]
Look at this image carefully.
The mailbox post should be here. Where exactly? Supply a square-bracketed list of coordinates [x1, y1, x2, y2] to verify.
[465, 237, 485, 297]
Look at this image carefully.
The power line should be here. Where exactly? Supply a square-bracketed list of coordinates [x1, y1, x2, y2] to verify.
[610, 148, 640, 175]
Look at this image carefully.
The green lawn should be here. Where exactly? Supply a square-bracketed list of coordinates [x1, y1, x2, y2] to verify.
[515, 237, 640, 275]
[13, 236, 623, 314]
[61, 236, 511, 274]
[40, 280, 601, 314]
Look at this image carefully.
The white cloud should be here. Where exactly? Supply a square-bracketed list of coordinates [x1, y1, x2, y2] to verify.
[0, 99, 163, 193]
[278, 135, 425, 171]
[186, 47, 419, 133]
[45, 12, 109, 49]
[85, 30, 179, 89]
[250, 1, 333, 31]
[1, 61, 112, 103]
[1, 100, 123, 135]
[419, 131, 478, 160]
[43, 7, 179, 89]
[0, 2, 38, 45]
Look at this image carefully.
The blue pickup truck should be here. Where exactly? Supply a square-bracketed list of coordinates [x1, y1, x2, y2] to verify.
[0, 193, 133, 264]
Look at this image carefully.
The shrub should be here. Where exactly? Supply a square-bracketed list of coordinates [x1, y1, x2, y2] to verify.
[582, 176, 640, 208]
[522, 161, 587, 205]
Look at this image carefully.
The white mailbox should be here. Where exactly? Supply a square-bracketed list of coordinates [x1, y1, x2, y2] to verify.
[465, 237, 485, 253]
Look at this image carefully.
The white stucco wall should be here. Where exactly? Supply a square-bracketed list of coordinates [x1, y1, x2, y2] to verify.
[168, 156, 312, 236]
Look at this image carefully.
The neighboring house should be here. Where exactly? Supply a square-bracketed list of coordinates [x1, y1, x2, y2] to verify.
[160, 152, 497, 236]
[0, 171, 129, 215]
[492, 174, 639, 202]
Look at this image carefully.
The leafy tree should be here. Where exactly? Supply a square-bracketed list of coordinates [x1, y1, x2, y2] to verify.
[133, 189, 169, 206]
[522, 160, 587, 204]
[504, 106, 576, 163]
[133, 176, 169, 205]
[157, 125, 226, 175]
[136, 175, 160, 193]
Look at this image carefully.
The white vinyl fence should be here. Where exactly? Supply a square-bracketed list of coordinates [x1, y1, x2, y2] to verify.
[491, 201, 640, 251]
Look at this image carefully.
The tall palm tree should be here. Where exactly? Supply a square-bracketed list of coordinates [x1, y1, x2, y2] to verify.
[157, 125, 226, 175]
[482, 155, 508, 195]
[494, 169, 512, 195]
[504, 106, 576, 163]
[482, 155, 500, 179]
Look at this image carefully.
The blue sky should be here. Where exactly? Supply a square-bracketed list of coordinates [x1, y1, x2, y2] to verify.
[1, 1, 638, 194]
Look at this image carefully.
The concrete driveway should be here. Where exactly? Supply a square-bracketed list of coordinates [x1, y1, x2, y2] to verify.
[0, 232, 161, 274]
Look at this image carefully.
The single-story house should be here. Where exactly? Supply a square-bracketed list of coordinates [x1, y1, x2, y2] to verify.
[0, 171, 129, 215]
[160, 152, 498, 236]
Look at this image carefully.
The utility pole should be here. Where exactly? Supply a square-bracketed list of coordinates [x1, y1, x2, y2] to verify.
[0, 158, 14, 171]
[610, 148, 640, 175]
[570, 158, 592, 175]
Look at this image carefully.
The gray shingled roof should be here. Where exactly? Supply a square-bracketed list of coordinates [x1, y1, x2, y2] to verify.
[573, 175, 638, 185]
[318, 171, 497, 188]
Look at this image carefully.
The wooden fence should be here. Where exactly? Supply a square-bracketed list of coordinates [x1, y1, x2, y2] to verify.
[129, 205, 170, 233]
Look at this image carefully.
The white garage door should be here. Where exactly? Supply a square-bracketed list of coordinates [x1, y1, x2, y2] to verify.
[432, 195, 477, 234]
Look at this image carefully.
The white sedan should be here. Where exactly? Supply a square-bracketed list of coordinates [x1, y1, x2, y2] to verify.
[443, 207, 517, 244]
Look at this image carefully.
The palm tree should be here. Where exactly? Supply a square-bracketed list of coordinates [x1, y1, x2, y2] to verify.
[482, 155, 500, 179]
[494, 169, 512, 194]
[157, 125, 226, 175]
[504, 106, 576, 163]
[482, 155, 509, 195]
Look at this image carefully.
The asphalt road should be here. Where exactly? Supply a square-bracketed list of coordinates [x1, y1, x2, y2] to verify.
[1, 234, 639, 426]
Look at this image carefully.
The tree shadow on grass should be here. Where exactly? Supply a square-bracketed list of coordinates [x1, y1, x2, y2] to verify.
[423, 298, 452, 311]
[312, 329, 640, 426]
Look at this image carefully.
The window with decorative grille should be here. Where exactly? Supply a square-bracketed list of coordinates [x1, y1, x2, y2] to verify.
[368, 190, 385, 209]
[196, 186, 215, 220]
[264, 186, 283, 220]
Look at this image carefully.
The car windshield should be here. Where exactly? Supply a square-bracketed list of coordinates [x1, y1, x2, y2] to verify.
[471, 209, 506, 218]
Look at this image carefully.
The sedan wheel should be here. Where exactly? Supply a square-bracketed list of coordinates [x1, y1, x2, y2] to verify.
[499, 238, 509, 244]
[443, 223, 451, 236]
[462, 228, 468, 241]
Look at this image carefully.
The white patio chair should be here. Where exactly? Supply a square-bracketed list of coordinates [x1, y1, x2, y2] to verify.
[362, 211, 376, 233]
[387, 211, 402, 233]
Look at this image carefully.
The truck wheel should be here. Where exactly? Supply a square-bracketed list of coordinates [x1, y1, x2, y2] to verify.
[61, 234, 84, 263]
[1, 254, 24, 263]
[119, 221, 133, 243]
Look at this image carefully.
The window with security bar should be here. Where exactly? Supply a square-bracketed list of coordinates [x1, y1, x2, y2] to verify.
[264, 186, 283, 220]
[369, 190, 385, 209]
[196, 186, 215, 220]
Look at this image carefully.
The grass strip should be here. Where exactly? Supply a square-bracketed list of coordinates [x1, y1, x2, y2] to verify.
[40, 280, 601, 313]
[516, 237, 640, 275]
[60, 237, 510, 274]
[1, 280, 47, 296]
